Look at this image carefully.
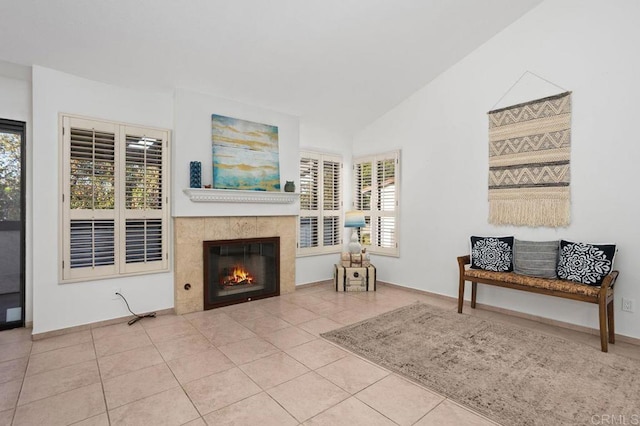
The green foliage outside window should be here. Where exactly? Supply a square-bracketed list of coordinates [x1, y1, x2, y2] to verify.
[0, 132, 21, 221]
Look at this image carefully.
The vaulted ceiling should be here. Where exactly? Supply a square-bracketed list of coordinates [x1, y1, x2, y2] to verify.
[0, 0, 542, 133]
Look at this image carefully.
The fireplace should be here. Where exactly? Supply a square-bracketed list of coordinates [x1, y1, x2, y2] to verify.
[203, 237, 280, 309]
[173, 216, 295, 315]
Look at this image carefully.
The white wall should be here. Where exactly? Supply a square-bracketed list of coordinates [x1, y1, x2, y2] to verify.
[353, 0, 640, 339]
[173, 92, 356, 286]
[173, 89, 300, 217]
[296, 122, 354, 285]
[173, 90, 353, 286]
[31, 66, 174, 334]
[27, 69, 334, 332]
[0, 76, 30, 121]
[0, 67, 32, 324]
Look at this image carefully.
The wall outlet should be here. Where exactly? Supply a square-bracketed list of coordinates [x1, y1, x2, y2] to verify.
[621, 298, 635, 313]
[112, 287, 122, 300]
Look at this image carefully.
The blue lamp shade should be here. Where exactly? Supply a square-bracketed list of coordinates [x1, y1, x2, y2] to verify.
[344, 211, 366, 228]
[344, 210, 365, 254]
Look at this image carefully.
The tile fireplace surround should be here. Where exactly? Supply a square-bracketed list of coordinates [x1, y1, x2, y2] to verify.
[174, 216, 297, 315]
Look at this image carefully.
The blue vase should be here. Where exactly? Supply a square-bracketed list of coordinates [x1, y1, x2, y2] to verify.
[189, 161, 201, 188]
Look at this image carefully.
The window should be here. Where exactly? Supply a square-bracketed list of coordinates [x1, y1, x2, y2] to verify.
[1, 119, 26, 329]
[353, 150, 400, 256]
[0, 120, 24, 223]
[298, 151, 342, 256]
[60, 115, 170, 282]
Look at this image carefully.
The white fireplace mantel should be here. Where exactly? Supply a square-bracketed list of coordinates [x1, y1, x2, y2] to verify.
[183, 188, 299, 204]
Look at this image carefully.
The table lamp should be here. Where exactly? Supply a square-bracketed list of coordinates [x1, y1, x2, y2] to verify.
[344, 210, 366, 254]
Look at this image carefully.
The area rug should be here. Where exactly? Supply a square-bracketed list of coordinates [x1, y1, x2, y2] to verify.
[321, 303, 640, 425]
[487, 91, 571, 227]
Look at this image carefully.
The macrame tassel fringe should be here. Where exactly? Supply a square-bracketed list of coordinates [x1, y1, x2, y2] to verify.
[489, 199, 570, 228]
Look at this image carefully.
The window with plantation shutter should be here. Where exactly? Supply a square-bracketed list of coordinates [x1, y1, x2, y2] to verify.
[299, 156, 319, 249]
[353, 150, 400, 256]
[60, 115, 170, 282]
[69, 220, 115, 269]
[121, 129, 166, 274]
[298, 151, 342, 256]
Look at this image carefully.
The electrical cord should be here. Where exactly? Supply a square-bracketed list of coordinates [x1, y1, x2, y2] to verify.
[116, 292, 156, 325]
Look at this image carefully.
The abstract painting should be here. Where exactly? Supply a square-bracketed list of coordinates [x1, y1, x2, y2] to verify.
[211, 114, 280, 191]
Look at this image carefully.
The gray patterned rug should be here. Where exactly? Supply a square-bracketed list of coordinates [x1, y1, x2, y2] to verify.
[321, 303, 640, 425]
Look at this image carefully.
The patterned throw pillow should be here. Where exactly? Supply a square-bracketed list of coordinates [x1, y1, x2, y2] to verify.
[513, 239, 559, 279]
[557, 240, 616, 286]
[470, 236, 514, 272]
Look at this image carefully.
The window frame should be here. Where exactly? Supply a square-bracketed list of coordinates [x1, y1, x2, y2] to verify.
[0, 118, 27, 328]
[59, 114, 170, 283]
[297, 150, 343, 257]
[353, 149, 400, 257]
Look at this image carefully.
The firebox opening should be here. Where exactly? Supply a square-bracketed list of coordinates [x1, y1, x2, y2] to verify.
[204, 237, 280, 309]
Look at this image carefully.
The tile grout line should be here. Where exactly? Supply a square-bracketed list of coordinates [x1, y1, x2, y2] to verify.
[176, 295, 348, 424]
[172, 311, 302, 423]
[126, 320, 201, 422]
[9, 335, 32, 426]
[410, 398, 448, 425]
[91, 327, 113, 426]
[248, 293, 374, 423]
[190, 310, 301, 419]
[174, 313, 225, 424]
[95, 322, 187, 420]
[306, 363, 398, 425]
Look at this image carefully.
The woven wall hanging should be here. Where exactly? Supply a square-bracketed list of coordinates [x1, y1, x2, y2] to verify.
[487, 91, 572, 227]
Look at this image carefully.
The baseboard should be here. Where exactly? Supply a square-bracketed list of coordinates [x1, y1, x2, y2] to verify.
[296, 280, 333, 289]
[472, 301, 640, 346]
[31, 308, 175, 341]
[26, 281, 640, 347]
[377, 281, 640, 347]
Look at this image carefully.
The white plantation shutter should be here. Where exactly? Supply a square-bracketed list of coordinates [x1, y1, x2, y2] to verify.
[299, 156, 319, 249]
[69, 220, 116, 269]
[63, 117, 118, 280]
[354, 161, 372, 248]
[61, 116, 169, 282]
[353, 150, 400, 256]
[298, 151, 342, 255]
[69, 126, 116, 210]
[323, 159, 341, 247]
[125, 219, 163, 263]
[120, 127, 168, 274]
[376, 157, 396, 250]
[124, 134, 163, 210]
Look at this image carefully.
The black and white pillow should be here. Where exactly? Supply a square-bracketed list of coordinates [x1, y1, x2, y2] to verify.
[470, 236, 514, 272]
[557, 240, 616, 286]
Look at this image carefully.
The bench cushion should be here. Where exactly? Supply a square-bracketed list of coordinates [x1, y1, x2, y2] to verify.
[464, 268, 602, 297]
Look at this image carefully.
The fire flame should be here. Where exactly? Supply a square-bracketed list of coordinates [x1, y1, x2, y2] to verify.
[221, 265, 254, 285]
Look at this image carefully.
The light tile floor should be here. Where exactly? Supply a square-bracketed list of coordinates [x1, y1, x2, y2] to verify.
[0, 282, 638, 425]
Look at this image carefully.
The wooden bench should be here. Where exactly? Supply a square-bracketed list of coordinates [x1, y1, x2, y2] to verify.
[457, 255, 619, 352]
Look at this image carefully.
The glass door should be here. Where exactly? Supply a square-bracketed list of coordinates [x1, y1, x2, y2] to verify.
[0, 119, 25, 330]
